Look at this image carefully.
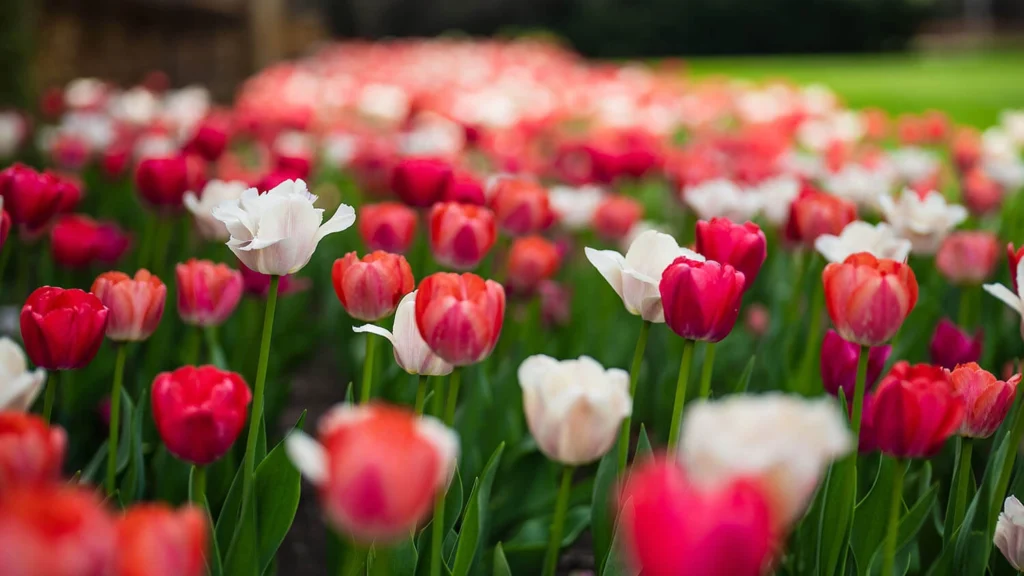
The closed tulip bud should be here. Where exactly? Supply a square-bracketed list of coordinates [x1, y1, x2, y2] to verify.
[618, 458, 775, 576]
[415, 272, 505, 366]
[213, 179, 355, 276]
[660, 257, 745, 343]
[0, 412, 66, 489]
[354, 291, 453, 376]
[929, 319, 983, 370]
[332, 251, 414, 322]
[117, 504, 207, 576]
[695, 218, 767, 290]
[443, 170, 486, 205]
[427, 202, 496, 270]
[0, 163, 75, 232]
[592, 194, 643, 241]
[950, 362, 1019, 438]
[183, 179, 247, 241]
[785, 187, 858, 246]
[866, 362, 963, 458]
[285, 403, 459, 543]
[0, 485, 116, 576]
[91, 270, 166, 342]
[489, 177, 553, 236]
[995, 496, 1024, 571]
[151, 365, 252, 465]
[506, 236, 561, 295]
[1010, 243, 1024, 292]
[20, 287, 109, 370]
[822, 253, 919, 347]
[358, 202, 417, 253]
[820, 329, 891, 401]
[391, 156, 452, 207]
[518, 355, 631, 465]
[935, 231, 999, 285]
[136, 155, 190, 208]
[184, 114, 230, 162]
[962, 167, 1003, 215]
[176, 259, 244, 327]
[0, 337, 46, 412]
[50, 215, 130, 269]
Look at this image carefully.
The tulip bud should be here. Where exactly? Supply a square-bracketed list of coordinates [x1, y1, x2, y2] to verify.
[358, 202, 417, 254]
[950, 362, 1019, 438]
[91, 270, 166, 342]
[660, 257, 745, 343]
[929, 319, 983, 370]
[820, 329, 891, 401]
[135, 155, 190, 208]
[695, 218, 767, 290]
[518, 355, 631, 465]
[488, 177, 553, 236]
[935, 231, 999, 285]
[391, 156, 452, 207]
[427, 202, 497, 271]
[50, 214, 131, 269]
[443, 170, 486, 205]
[332, 251, 414, 322]
[0, 412, 66, 489]
[506, 236, 561, 295]
[592, 194, 643, 241]
[176, 259, 244, 327]
[415, 272, 505, 366]
[117, 504, 207, 576]
[353, 291, 453, 376]
[183, 179, 247, 242]
[237, 260, 309, 299]
[285, 403, 458, 543]
[0, 337, 47, 412]
[962, 167, 1003, 215]
[995, 496, 1024, 571]
[784, 186, 857, 246]
[0, 163, 76, 233]
[744, 303, 770, 337]
[20, 287, 109, 370]
[151, 365, 252, 465]
[822, 253, 918, 347]
[864, 362, 963, 458]
[185, 114, 230, 162]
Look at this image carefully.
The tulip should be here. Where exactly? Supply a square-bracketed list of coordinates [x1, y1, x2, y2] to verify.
[814, 221, 912, 264]
[679, 393, 853, 527]
[116, 504, 207, 576]
[820, 329, 891, 401]
[358, 202, 417, 254]
[332, 251, 414, 322]
[0, 412, 66, 489]
[865, 362, 963, 458]
[20, 286, 108, 371]
[488, 176, 553, 236]
[427, 202, 497, 271]
[995, 496, 1024, 571]
[176, 259, 244, 327]
[506, 236, 561, 295]
[592, 194, 643, 241]
[935, 231, 999, 285]
[237, 260, 308, 298]
[212, 178, 356, 275]
[660, 257, 746, 343]
[950, 362, 1019, 439]
[685, 179, 762, 224]
[353, 291, 453, 377]
[100, 145, 130, 180]
[50, 215, 130, 269]
[391, 156, 452, 207]
[0, 203, 9, 250]
[184, 114, 230, 162]
[784, 186, 858, 246]
[548, 185, 605, 231]
[962, 167, 1003, 215]
[152, 365, 252, 465]
[443, 170, 486, 206]
[415, 272, 505, 367]
[617, 458, 775, 576]
[0, 485, 116, 576]
[745, 303, 770, 337]
[285, 403, 459, 543]
[0, 337, 46, 412]
[91, 270, 166, 342]
[183, 179, 247, 241]
[0, 163, 76, 232]
[929, 319, 983, 370]
[878, 189, 968, 255]
[695, 218, 767, 289]
[135, 154, 190, 208]
[1010, 243, 1024, 292]
[822, 253, 918, 347]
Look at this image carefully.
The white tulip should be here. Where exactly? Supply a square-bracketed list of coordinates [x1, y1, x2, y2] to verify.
[814, 221, 911, 264]
[983, 157, 1024, 193]
[679, 392, 853, 527]
[213, 179, 356, 275]
[65, 78, 107, 110]
[352, 291, 453, 377]
[0, 337, 46, 412]
[984, 259, 1024, 337]
[0, 112, 26, 158]
[823, 163, 894, 210]
[585, 230, 704, 323]
[518, 355, 632, 465]
[1002, 109, 1024, 147]
[996, 496, 1024, 571]
[108, 87, 160, 127]
[684, 178, 761, 222]
[549, 185, 606, 231]
[619, 220, 671, 253]
[878, 189, 967, 255]
[184, 180, 248, 241]
[754, 175, 802, 227]
[887, 147, 940, 184]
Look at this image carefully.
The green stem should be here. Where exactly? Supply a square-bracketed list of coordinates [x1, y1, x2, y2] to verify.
[414, 375, 429, 415]
[430, 375, 447, 576]
[989, 395, 1024, 527]
[204, 325, 228, 369]
[617, 320, 651, 471]
[882, 458, 906, 576]
[667, 340, 696, 450]
[183, 325, 202, 366]
[444, 369, 461, 427]
[191, 465, 207, 506]
[850, 345, 871, 444]
[945, 438, 973, 546]
[106, 344, 128, 495]
[796, 280, 825, 394]
[341, 542, 366, 576]
[360, 332, 377, 403]
[542, 466, 575, 576]
[42, 369, 58, 424]
[372, 546, 391, 576]
[698, 342, 717, 399]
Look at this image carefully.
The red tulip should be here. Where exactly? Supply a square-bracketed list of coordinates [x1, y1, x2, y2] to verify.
[618, 458, 775, 576]
[929, 319, 983, 370]
[0, 163, 76, 233]
[20, 287, 109, 370]
[0, 412, 66, 490]
[488, 177, 553, 236]
[443, 170, 486, 205]
[863, 362, 962, 458]
[660, 257, 746, 343]
[695, 218, 767, 290]
[427, 202, 497, 271]
[952, 128, 981, 173]
[1010, 242, 1024, 292]
[962, 167, 1003, 215]
[184, 114, 230, 162]
[0, 485, 116, 576]
[538, 280, 572, 328]
[822, 253, 918, 347]
[358, 202, 417, 254]
[950, 362, 1019, 439]
[176, 259, 244, 327]
[506, 236, 561, 295]
[935, 231, 999, 285]
[237, 260, 309, 298]
[100, 145, 131, 180]
[135, 155, 189, 208]
[592, 195, 643, 241]
[785, 186, 857, 246]
[0, 208, 10, 251]
[117, 504, 207, 576]
[332, 251, 415, 322]
[391, 156, 452, 207]
[51, 173, 82, 214]
[415, 272, 505, 366]
[50, 215, 130, 269]
[91, 270, 166, 342]
[820, 329, 891, 401]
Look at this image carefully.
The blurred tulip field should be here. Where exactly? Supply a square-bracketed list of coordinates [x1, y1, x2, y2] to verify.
[1, 39, 1024, 576]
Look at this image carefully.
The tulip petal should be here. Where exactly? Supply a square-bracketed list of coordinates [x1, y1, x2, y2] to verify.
[316, 203, 357, 246]
[285, 430, 328, 485]
[585, 247, 626, 301]
[352, 324, 397, 347]
[984, 283, 1023, 315]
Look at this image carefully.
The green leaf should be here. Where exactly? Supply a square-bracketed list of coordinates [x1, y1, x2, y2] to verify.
[115, 388, 135, 473]
[735, 356, 756, 394]
[450, 442, 505, 576]
[215, 463, 245, 554]
[80, 440, 109, 485]
[223, 487, 260, 576]
[119, 390, 147, 504]
[852, 456, 895, 571]
[205, 497, 224, 576]
[256, 411, 267, 465]
[253, 436, 303, 573]
[868, 481, 938, 575]
[503, 507, 591, 574]
[493, 543, 512, 576]
[816, 455, 857, 576]
[591, 450, 618, 574]
[370, 537, 417, 576]
[414, 468, 463, 576]
[634, 424, 652, 462]
[601, 498, 639, 576]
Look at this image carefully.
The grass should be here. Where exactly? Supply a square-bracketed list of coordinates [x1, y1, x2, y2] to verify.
[685, 49, 1024, 127]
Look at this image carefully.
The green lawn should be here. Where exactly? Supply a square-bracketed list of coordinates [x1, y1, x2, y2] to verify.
[686, 50, 1024, 127]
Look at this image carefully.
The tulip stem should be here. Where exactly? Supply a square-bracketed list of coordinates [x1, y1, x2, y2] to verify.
[42, 369, 58, 424]
[796, 279, 825, 394]
[945, 437, 973, 546]
[667, 340, 696, 450]
[341, 542, 366, 576]
[184, 325, 202, 366]
[850, 345, 871, 443]
[444, 369, 461, 427]
[882, 458, 906, 576]
[106, 344, 128, 496]
[617, 320, 651, 471]
[958, 288, 979, 328]
[542, 466, 575, 576]
[360, 332, 377, 403]
[698, 342, 717, 399]
[430, 375, 447, 576]
[190, 465, 206, 506]
[414, 375, 429, 415]
[204, 325, 228, 369]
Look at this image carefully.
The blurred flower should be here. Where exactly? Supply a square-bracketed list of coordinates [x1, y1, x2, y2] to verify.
[695, 218, 766, 290]
[184, 114, 230, 163]
[332, 251, 414, 322]
[814, 221, 911, 264]
[949, 362, 1018, 439]
[237, 260, 309, 298]
[660, 257, 745, 343]
[488, 177, 553, 236]
[50, 215, 130, 269]
[785, 186, 858, 246]
[935, 231, 999, 285]
[443, 170, 486, 206]
[0, 412, 65, 490]
[100, 144, 131, 180]
[116, 504, 207, 576]
[820, 329, 891, 402]
[518, 355, 631, 465]
[415, 272, 505, 366]
[427, 202, 496, 271]
[506, 236, 561, 295]
[353, 291, 453, 377]
[929, 318, 983, 370]
[176, 259, 244, 327]
[213, 178, 355, 275]
[862, 362, 962, 458]
[744, 303, 770, 337]
[0, 337, 46, 412]
[549, 185, 605, 231]
[0, 111, 27, 159]
[391, 156, 452, 208]
[995, 496, 1024, 571]
[539, 280, 572, 328]
[20, 287, 108, 370]
[593, 194, 644, 241]
[684, 179, 761, 223]
[983, 258, 1024, 337]
[183, 179, 247, 242]
[823, 253, 918, 346]
[91, 270, 166, 342]
[888, 147, 940, 184]
[358, 202, 417, 254]
[878, 189, 967, 255]
[962, 167, 1004, 215]
[753, 175, 801, 227]
[136, 155, 190, 209]
[152, 365, 251, 465]
[285, 403, 458, 543]
[822, 163, 893, 210]
[0, 164, 76, 233]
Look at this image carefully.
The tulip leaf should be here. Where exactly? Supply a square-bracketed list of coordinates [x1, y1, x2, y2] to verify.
[503, 506, 591, 574]
[254, 435, 303, 573]
[867, 480, 938, 575]
[600, 497, 639, 576]
[735, 355, 756, 394]
[451, 442, 505, 576]
[493, 543, 512, 576]
[223, 486, 260, 576]
[215, 462, 245, 555]
[816, 454, 857, 576]
[115, 388, 135, 473]
[79, 439, 108, 485]
[591, 450, 618, 574]
[204, 497, 224, 576]
[852, 455, 895, 571]
[120, 390, 147, 504]
[414, 467, 463, 576]
[634, 424, 652, 462]
[370, 536, 417, 576]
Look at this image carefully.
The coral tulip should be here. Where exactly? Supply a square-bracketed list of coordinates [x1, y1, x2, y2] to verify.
[116, 504, 207, 576]
[820, 329, 891, 401]
[592, 194, 643, 241]
[935, 231, 999, 285]
[488, 176, 553, 236]
[332, 251, 415, 322]
[358, 202, 417, 254]
[950, 362, 1019, 439]
[785, 186, 857, 246]
[91, 270, 166, 342]
[415, 272, 505, 366]
[695, 218, 767, 290]
[427, 202, 497, 271]
[929, 319, 983, 370]
[0, 412, 65, 489]
[175, 259, 244, 327]
[822, 253, 918, 346]
[20, 287, 109, 370]
[506, 236, 561, 295]
[660, 257, 746, 343]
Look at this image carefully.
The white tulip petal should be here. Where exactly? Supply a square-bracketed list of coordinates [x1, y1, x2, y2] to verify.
[984, 283, 1024, 315]
[585, 247, 627, 301]
[352, 324, 397, 347]
[315, 203, 357, 245]
[285, 430, 328, 485]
